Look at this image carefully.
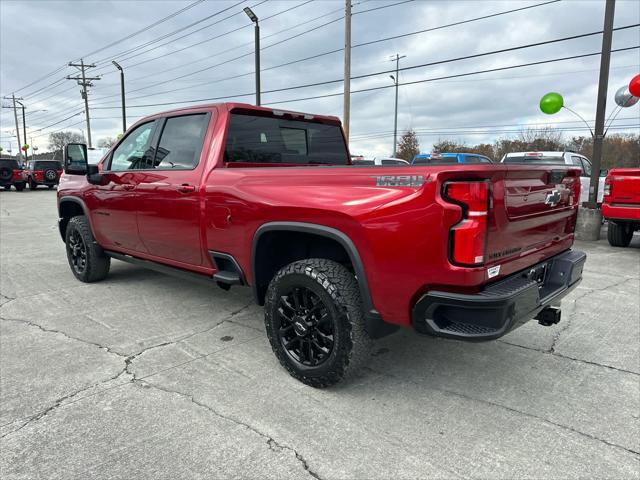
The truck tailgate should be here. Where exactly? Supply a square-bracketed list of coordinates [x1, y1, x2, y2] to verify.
[485, 166, 581, 265]
[607, 168, 640, 204]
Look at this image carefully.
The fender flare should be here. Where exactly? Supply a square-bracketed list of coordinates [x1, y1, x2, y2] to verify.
[57, 196, 94, 241]
[251, 221, 397, 338]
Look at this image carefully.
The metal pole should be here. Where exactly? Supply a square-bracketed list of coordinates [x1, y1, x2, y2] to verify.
[20, 104, 27, 162]
[587, 0, 615, 208]
[80, 59, 93, 148]
[11, 94, 22, 161]
[120, 69, 126, 133]
[343, 0, 351, 141]
[393, 56, 400, 157]
[255, 22, 261, 106]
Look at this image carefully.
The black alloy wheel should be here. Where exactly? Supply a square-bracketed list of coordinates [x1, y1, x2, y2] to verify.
[67, 229, 87, 274]
[277, 286, 334, 367]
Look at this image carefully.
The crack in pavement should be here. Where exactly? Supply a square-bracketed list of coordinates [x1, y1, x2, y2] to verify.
[135, 380, 323, 480]
[364, 367, 640, 458]
[0, 303, 259, 437]
[498, 340, 640, 376]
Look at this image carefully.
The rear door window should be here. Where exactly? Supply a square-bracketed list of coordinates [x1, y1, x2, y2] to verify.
[572, 156, 587, 176]
[153, 113, 209, 170]
[224, 113, 348, 165]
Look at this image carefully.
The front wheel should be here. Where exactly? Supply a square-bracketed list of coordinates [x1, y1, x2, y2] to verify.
[607, 221, 633, 247]
[3, 185, 10, 191]
[264, 259, 372, 388]
[48, 185, 54, 189]
[65, 215, 110, 282]
[28, 179, 37, 190]
[14, 183, 25, 192]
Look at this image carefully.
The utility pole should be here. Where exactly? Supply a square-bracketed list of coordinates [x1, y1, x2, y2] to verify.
[587, 0, 615, 208]
[112, 61, 126, 134]
[15, 100, 28, 162]
[343, 0, 352, 141]
[243, 7, 261, 106]
[67, 59, 100, 148]
[3, 94, 23, 160]
[390, 54, 406, 157]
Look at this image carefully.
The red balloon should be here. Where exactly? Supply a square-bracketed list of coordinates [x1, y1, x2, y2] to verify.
[629, 74, 640, 97]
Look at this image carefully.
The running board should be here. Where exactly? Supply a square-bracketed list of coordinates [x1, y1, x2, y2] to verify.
[105, 251, 216, 287]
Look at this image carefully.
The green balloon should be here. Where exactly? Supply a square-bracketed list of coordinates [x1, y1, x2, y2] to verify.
[540, 92, 564, 114]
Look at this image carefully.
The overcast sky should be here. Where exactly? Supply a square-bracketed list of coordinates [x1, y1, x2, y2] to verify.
[1, 0, 639, 157]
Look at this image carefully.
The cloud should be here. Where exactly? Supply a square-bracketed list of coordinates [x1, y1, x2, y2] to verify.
[1, 0, 638, 157]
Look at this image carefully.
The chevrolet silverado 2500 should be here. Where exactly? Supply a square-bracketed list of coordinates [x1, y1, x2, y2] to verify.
[57, 103, 586, 387]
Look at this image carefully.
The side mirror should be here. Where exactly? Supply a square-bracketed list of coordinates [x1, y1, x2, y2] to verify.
[86, 164, 106, 185]
[64, 143, 88, 175]
[600, 168, 608, 177]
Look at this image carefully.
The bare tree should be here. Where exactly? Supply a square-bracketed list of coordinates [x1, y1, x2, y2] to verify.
[396, 129, 420, 161]
[97, 137, 117, 148]
[48, 131, 85, 158]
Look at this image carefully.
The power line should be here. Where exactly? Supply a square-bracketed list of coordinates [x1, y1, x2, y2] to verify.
[79, 0, 207, 60]
[91, 28, 639, 109]
[92, 0, 564, 106]
[3, 0, 206, 97]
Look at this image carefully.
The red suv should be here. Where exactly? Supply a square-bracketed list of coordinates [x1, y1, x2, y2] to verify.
[24, 160, 63, 189]
[0, 158, 26, 191]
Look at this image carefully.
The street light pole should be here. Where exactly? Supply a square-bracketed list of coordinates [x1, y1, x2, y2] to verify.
[390, 54, 406, 158]
[343, 0, 352, 141]
[112, 61, 126, 134]
[244, 7, 261, 106]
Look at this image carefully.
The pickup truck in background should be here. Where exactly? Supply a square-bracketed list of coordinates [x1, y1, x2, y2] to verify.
[57, 103, 586, 387]
[602, 168, 640, 247]
[501, 151, 604, 205]
[413, 152, 493, 165]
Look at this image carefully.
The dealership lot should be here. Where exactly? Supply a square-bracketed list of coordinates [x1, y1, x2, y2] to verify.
[1, 190, 638, 479]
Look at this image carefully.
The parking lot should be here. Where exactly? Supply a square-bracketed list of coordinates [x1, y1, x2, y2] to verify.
[1, 189, 638, 479]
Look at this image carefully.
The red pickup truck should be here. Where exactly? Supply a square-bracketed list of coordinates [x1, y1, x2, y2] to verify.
[57, 103, 586, 387]
[602, 168, 640, 247]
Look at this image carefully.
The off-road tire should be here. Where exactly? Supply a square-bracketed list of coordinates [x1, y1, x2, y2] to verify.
[3, 185, 10, 191]
[28, 179, 37, 190]
[264, 258, 372, 388]
[65, 215, 110, 282]
[14, 182, 25, 191]
[607, 221, 633, 247]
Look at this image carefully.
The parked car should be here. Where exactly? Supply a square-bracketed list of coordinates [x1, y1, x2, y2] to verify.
[501, 151, 604, 205]
[602, 168, 640, 247]
[412, 152, 493, 165]
[0, 158, 26, 191]
[57, 102, 586, 387]
[23, 159, 63, 189]
[352, 157, 410, 166]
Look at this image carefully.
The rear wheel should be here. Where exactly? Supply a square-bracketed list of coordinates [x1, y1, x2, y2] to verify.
[607, 221, 633, 247]
[28, 179, 37, 190]
[14, 183, 25, 191]
[3, 185, 10, 191]
[264, 258, 372, 388]
[65, 215, 110, 282]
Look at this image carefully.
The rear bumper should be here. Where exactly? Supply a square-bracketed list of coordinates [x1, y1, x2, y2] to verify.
[412, 249, 586, 341]
[602, 203, 640, 222]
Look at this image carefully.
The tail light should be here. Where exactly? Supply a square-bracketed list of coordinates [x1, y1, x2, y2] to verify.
[443, 181, 489, 266]
[603, 178, 611, 197]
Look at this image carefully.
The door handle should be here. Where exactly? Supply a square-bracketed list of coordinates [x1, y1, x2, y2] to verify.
[177, 184, 196, 193]
[122, 184, 135, 190]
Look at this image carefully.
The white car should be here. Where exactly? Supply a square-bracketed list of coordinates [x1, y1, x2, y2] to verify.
[352, 157, 410, 166]
[501, 151, 605, 204]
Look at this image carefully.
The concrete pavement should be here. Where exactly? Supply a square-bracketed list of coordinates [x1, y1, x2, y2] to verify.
[1, 190, 638, 479]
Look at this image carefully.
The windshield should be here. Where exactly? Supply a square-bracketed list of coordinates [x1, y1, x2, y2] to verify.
[225, 113, 348, 165]
[34, 161, 61, 169]
[503, 155, 564, 164]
